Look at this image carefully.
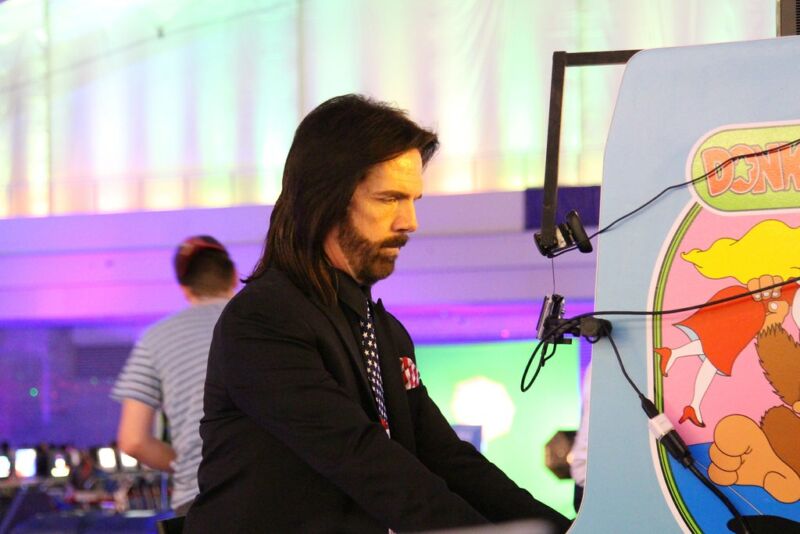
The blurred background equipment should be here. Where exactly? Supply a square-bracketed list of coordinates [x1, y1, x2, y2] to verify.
[0, 442, 172, 533]
[544, 431, 577, 480]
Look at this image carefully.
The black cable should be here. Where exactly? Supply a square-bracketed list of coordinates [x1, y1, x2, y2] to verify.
[522, 320, 754, 530]
[581, 276, 797, 322]
[520, 334, 562, 392]
[521, 276, 798, 391]
[521, 316, 581, 391]
[605, 331, 643, 398]
[522, 282, 786, 530]
[605, 332, 752, 534]
[547, 137, 800, 258]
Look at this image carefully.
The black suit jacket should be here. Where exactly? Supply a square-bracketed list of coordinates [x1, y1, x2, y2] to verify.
[184, 269, 568, 533]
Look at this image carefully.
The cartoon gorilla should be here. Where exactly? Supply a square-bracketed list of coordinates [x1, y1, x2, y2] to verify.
[708, 297, 800, 503]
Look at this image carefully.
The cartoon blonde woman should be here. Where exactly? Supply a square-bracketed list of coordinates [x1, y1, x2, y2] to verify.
[655, 219, 800, 427]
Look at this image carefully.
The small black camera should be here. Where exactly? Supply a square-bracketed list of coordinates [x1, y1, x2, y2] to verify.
[534, 210, 593, 258]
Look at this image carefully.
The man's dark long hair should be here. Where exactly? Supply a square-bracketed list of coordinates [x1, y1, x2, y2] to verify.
[246, 94, 439, 304]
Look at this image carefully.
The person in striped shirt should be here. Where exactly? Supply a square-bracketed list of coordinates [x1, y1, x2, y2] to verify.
[111, 235, 237, 515]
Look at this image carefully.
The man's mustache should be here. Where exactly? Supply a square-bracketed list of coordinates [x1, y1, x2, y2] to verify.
[380, 234, 409, 248]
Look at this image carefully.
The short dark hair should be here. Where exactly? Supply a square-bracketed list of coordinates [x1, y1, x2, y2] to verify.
[174, 235, 235, 297]
[247, 94, 439, 304]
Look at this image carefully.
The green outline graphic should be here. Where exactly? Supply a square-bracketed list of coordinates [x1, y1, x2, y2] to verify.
[652, 203, 703, 533]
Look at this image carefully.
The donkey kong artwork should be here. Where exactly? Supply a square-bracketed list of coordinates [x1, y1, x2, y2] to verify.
[708, 295, 800, 503]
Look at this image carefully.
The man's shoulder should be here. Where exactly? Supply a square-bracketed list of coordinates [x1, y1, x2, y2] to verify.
[143, 302, 225, 338]
[236, 269, 307, 302]
[225, 269, 314, 319]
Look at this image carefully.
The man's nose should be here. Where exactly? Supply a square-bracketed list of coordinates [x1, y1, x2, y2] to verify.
[394, 201, 418, 233]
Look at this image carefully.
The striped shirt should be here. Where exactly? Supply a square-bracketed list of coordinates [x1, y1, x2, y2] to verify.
[111, 300, 227, 509]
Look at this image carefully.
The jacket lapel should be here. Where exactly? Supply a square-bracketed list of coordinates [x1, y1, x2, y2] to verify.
[373, 299, 416, 453]
[309, 298, 378, 415]
[309, 293, 415, 450]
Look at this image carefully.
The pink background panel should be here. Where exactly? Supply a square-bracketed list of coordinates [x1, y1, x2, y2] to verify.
[658, 208, 800, 445]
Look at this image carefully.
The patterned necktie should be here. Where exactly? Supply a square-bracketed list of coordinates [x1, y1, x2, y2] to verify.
[359, 299, 390, 433]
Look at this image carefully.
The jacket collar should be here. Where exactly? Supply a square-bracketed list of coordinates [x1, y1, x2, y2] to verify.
[334, 270, 372, 320]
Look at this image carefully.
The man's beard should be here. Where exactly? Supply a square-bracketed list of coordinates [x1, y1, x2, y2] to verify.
[337, 217, 409, 286]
